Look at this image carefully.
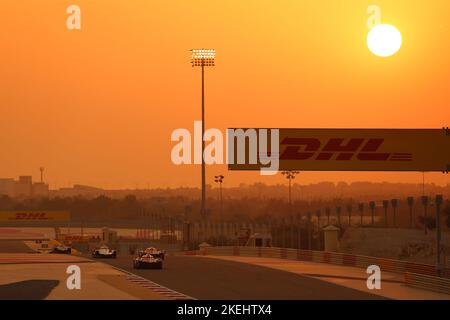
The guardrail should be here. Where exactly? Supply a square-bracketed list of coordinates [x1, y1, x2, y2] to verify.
[405, 272, 450, 295]
[185, 246, 450, 279]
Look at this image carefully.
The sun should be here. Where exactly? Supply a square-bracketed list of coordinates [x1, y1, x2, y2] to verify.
[367, 24, 402, 57]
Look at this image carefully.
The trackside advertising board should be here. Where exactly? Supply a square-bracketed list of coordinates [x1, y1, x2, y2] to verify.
[227, 128, 450, 172]
[0, 211, 70, 222]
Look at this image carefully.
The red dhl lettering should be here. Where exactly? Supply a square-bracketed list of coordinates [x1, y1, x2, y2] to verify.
[11, 212, 50, 220]
[280, 138, 412, 162]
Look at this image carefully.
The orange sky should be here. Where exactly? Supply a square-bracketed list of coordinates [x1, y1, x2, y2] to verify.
[0, 0, 449, 189]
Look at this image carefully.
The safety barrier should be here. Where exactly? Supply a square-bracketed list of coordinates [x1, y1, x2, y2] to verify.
[187, 246, 450, 279]
[405, 272, 450, 295]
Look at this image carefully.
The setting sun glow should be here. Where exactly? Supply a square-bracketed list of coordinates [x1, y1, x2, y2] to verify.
[1, 0, 449, 188]
[367, 24, 403, 57]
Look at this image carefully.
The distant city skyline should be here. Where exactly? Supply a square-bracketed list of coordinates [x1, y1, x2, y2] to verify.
[0, 170, 449, 192]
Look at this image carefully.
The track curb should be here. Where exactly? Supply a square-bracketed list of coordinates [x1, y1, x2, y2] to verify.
[110, 265, 196, 300]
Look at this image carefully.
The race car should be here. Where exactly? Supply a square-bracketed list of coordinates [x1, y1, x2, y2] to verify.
[92, 245, 117, 259]
[50, 244, 72, 254]
[137, 247, 165, 260]
[133, 253, 163, 269]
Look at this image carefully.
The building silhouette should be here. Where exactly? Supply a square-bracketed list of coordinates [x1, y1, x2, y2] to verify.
[0, 175, 49, 198]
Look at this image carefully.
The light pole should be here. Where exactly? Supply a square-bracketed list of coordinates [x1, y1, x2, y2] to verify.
[369, 201, 375, 225]
[336, 206, 342, 226]
[435, 195, 443, 276]
[358, 203, 364, 226]
[316, 210, 321, 250]
[421, 195, 429, 217]
[407, 196, 414, 228]
[421, 195, 429, 234]
[214, 175, 224, 221]
[382, 200, 389, 227]
[296, 214, 302, 249]
[306, 211, 312, 250]
[281, 171, 299, 211]
[391, 199, 398, 227]
[316, 209, 321, 230]
[346, 203, 352, 226]
[191, 49, 215, 220]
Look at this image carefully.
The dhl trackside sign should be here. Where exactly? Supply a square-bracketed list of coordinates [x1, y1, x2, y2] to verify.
[0, 211, 70, 222]
[227, 128, 450, 172]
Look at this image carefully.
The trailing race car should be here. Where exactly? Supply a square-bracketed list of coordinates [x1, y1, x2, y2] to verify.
[50, 245, 72, 254]
[137, 247, 165, 260]
[133, 253, 163, 269]
[92, 245, 117, 259]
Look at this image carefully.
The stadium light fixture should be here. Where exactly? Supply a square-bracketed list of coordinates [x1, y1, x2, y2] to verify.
[191, 49, 216, 67]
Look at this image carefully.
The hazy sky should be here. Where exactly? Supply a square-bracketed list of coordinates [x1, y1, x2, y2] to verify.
[1, 0, 449, 189]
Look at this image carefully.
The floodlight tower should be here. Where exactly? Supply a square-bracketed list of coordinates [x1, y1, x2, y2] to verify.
[191, 49, 216, 220]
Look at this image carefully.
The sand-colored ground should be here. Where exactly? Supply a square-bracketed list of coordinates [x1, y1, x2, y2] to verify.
[0, 254, 165, 300]
[201, 255, 450, 300]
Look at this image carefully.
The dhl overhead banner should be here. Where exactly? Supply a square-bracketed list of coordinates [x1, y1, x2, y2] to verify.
[227, 128, 450, 172]
[0, 211, 70, 222]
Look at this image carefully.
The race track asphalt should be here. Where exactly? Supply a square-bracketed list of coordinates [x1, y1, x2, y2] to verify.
[97, 254, 386, 300]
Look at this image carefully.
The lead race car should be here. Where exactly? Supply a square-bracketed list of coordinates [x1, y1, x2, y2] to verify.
[92, 245, 117, 259]
[137, 247, 165, 260]
[133, 253, 163, 269]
